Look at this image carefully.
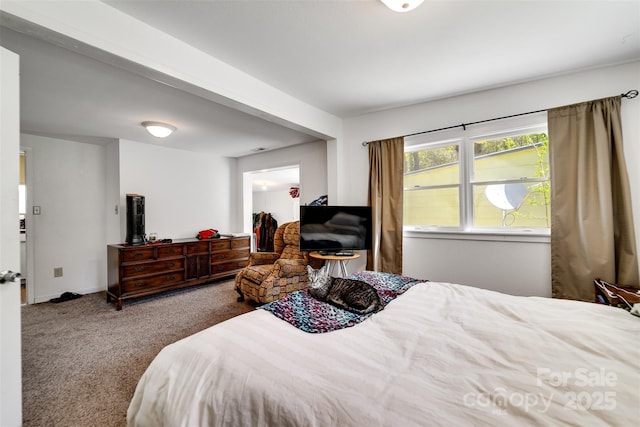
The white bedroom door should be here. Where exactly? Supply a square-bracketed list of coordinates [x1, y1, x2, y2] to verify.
[0, 46, 23, 427]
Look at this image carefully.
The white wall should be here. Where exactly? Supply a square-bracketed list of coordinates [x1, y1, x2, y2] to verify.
[253, 189, 299, 225]
[21, 134, 107, 302]
[20, 136, 234, 302]
[117, 139, 234, 240]
[236, 140, 327, 232]
[403, 237, 551, 297]
[105, 140, 121, 245]
[340, 62, 640, 296]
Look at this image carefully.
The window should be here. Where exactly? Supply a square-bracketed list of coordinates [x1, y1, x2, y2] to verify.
[403, 113, 549, 235]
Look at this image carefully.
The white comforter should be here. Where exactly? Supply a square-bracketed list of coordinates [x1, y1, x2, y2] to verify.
[128, 282, 639, 426]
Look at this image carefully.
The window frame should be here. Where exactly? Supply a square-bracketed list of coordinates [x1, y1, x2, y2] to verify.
[403, 112, 550, 241]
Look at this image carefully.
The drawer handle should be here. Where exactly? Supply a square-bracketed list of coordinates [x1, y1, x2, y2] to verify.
[167, 249, 175, 254]
[166, 262, 175, 268]
[134, 253, 143, 258]
[134, 282, 146, 287]
[165, 276, 176, 281]
[134, 267, 145, 273]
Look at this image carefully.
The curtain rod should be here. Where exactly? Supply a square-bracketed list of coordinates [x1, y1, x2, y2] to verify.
[361, 89, 638, 146]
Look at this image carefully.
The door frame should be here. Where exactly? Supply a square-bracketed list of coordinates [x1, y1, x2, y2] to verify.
[242, 164, 300, 237]
[22, 147, 35, 304]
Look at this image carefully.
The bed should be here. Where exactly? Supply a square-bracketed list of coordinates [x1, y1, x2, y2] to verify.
[127, 272, 639, 426]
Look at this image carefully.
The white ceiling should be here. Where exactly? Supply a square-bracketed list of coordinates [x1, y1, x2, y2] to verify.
[1, 1, 639, 158]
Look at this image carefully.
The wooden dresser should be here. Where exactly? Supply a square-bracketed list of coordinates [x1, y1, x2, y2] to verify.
[107, 236, 250, 310]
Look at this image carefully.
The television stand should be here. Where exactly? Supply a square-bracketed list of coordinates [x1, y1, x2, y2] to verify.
[309, 251, 360, 277]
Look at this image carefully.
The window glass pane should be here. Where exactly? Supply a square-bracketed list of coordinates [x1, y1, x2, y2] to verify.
[473, 182, 550, 228]
[473, 133, 548, 182]
[404, 187, 459, 227]
[404, 144, 459, 187]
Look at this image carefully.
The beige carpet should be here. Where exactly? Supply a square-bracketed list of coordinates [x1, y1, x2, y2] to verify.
[21, 280, 254, 427]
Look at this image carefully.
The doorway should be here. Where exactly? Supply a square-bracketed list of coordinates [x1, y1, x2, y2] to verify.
[242, 165, 300, 249]
[19, 148, 35, 305]
[19, 152, 26, 303]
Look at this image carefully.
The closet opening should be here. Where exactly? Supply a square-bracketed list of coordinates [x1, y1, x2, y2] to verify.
[242, 165, 300, 252]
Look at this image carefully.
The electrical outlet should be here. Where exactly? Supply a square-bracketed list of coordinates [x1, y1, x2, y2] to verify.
[53, 267, 63, 277]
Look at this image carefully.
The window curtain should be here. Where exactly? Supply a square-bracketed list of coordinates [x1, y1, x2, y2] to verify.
[367, 137, 404, 274]
[548, 96, 639, 301]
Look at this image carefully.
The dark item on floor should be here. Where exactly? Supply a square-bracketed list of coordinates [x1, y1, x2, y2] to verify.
[50, 292, 82, 303]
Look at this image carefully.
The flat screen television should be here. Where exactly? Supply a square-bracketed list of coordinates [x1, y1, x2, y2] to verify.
[299, 205, 372, 254]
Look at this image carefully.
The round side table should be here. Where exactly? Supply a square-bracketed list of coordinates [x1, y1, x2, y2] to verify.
[309, 251, 361, 277]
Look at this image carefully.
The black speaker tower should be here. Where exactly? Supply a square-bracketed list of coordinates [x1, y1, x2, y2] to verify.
[125, 194, 145, 245]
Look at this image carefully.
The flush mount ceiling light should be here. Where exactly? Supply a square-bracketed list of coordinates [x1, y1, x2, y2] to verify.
[380, 0, 424, 12]
[141, 121, 177, 138]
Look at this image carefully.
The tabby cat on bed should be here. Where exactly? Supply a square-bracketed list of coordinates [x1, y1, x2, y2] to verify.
[306, 265, 384, 315]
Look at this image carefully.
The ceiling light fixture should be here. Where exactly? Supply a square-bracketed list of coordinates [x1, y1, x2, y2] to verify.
[380, 0, 424, 13]
[141, 121, 177, 138]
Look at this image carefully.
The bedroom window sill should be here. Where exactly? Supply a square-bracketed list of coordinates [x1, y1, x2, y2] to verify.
[403, 228, 550, 243]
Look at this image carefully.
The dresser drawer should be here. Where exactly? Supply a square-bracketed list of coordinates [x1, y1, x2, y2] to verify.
[211, 260, 249, 274]
[211, 248, 250, 263]
[123, 272, 184, 293]
[122, 248, 155, 262]
[231, 237, 250, 249]
[211, 240, 231, 251]
[122, 259, 184, 278]
[186, 241, 209, 254]
[157, 245, 182, 258]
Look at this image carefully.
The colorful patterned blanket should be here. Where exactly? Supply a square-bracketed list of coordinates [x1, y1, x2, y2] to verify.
[261, 271, 428, 333]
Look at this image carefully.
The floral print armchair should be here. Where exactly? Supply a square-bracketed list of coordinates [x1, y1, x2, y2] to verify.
[235, 221, 322, 304]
